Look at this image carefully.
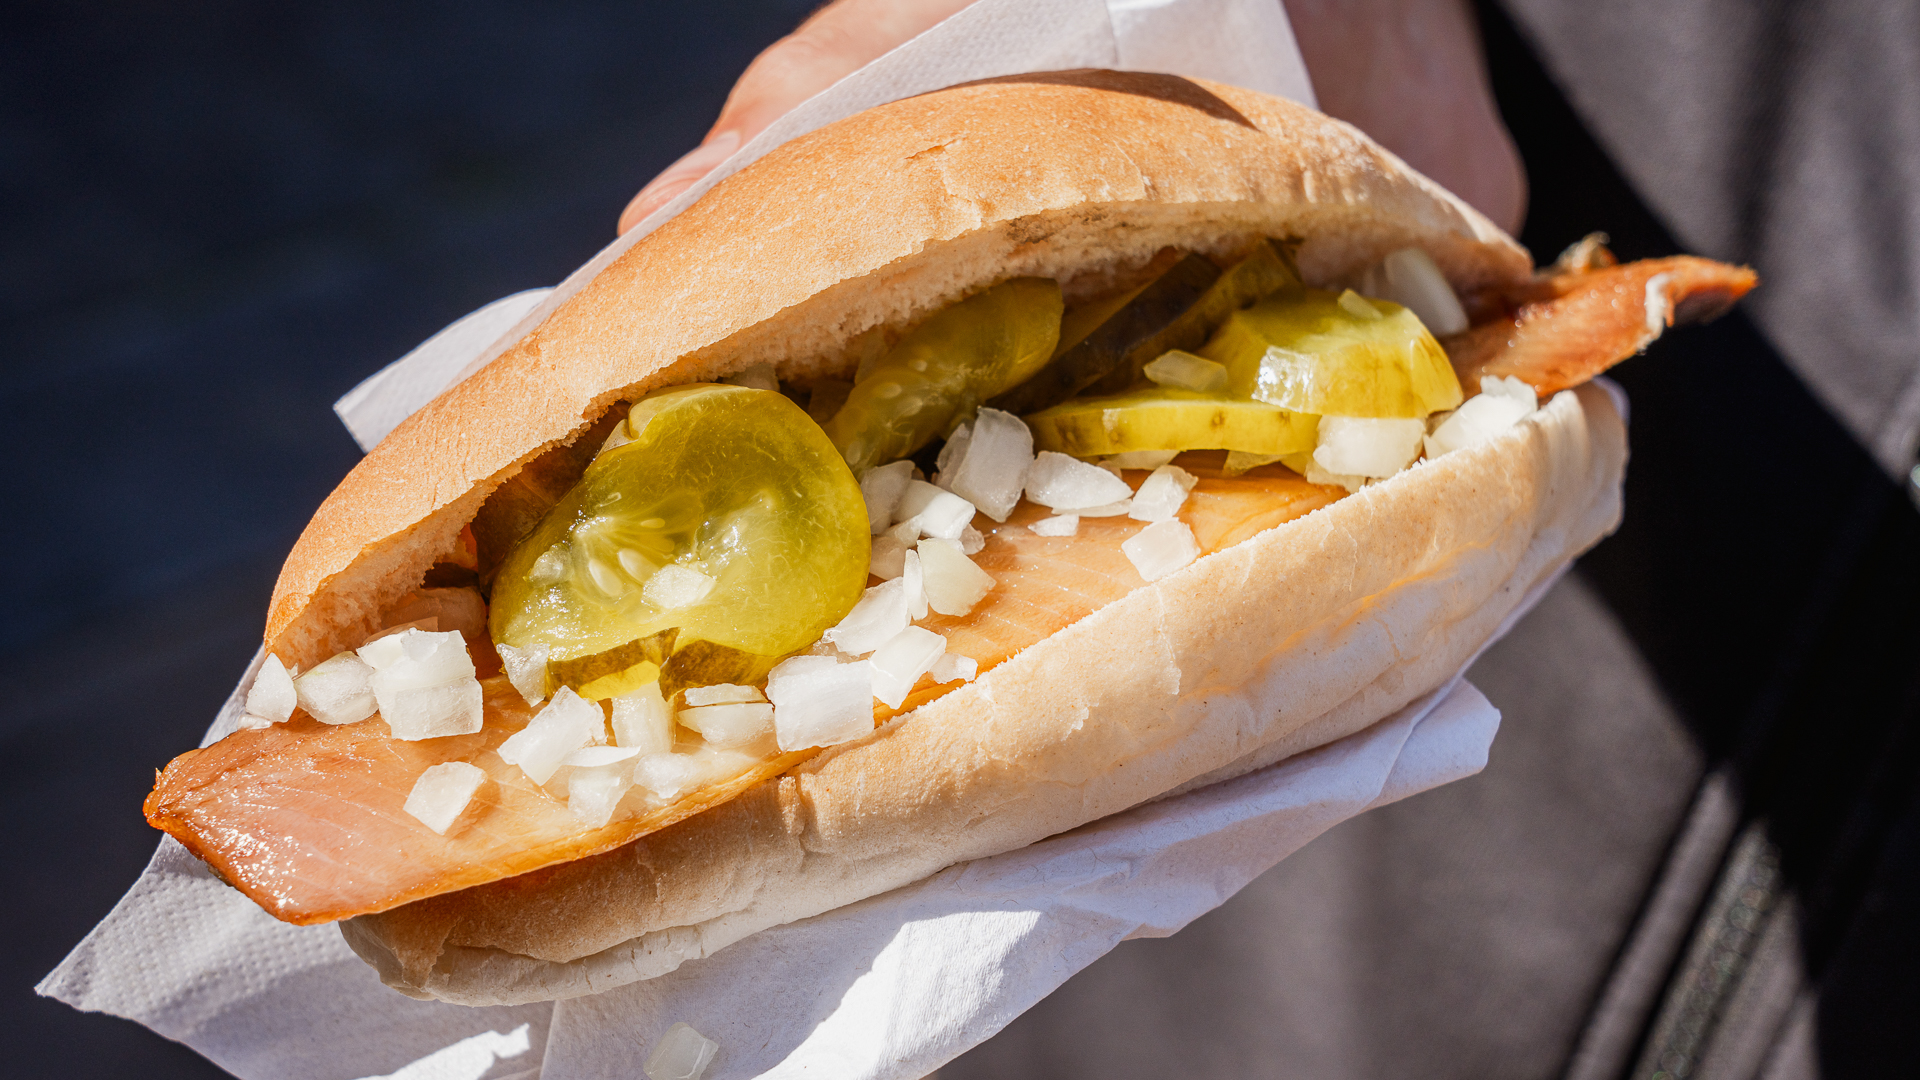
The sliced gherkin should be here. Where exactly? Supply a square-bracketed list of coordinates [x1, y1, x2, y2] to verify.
[658, 639, 782, 704]
[490, 385, 869, 696]
[1199, 289, 1462, 418]
[1025, 388, 1319, 458]
[1081, 239, 1305, 396]
[825, 278, 1062, 474]
[547, 628, 678, 701]
[988, 255, 1219, 416]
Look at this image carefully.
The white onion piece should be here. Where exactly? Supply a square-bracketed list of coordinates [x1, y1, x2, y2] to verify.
[869, 625, 947, 708]
[631, 752, 707, 801]
[403, 761, 487, 835]
[646, 1022, 719, 1080]
[901, 548, 928, 620]
[894, 479, 976, 540]
[719, 361, 778, 391]
[822, 577, 911, 656]
[1105, 449, 1179, 470]
[929, 651, 978, 684]
[1222, 450, 1283, 477]
[1025, 452, 1133, 511]
[1363, 248, 1468, 335]
[1313, 416, 1426, 478]
[234, 712, 275, 731]
[563, 745, 640, 828]
[497, 686, 605, 785]
[917, 537, 995, 616]
[1029, 514, 1080, 537]
[358, 629, 484, 740]
[959, 524, 986, 555]
[361, 618, 439, 646]
[1127, 465, 1198, 522]
[642, 565, 715, 611]
[682, 683, 765, 706]
[676, 702, 774, 749]
[1143, 350, 1229, 393]
[934, 421, 971, 483]
[859, 460, 915, 535]
[1301, 457, 1370, 492]
[610, 682, 673, 754]
[1338, 289, 1384, 320]
[1425, 376, 1538, 458]
[1076, 499, 1133, 517]
[767, 654, 876, 751]
[494, 642, 549, 706]
[942, 407, 1033, 522]
[294, 652, 378, 726]
[1123, 519, 1200, 582]
[868, 534, 909, 580]
[245, 654, 298, 724]
[1644, 272, 1673, 335]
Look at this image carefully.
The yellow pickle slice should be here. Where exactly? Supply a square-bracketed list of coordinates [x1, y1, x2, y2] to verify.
[824, 277, 1062, 473]
[1200, 288, 1462, 418]
[490, 385, 870, 695]
[1026, 388, 1319, 458]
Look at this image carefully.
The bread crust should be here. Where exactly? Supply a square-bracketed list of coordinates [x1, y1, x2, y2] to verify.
[265, 70, 1527, 671]
[250, 71, 1589, 1004]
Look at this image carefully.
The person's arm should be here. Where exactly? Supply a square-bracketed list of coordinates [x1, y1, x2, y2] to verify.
[620, 0, 1525, 235]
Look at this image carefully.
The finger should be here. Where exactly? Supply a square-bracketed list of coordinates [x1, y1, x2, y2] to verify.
[620, 0, 976, 235]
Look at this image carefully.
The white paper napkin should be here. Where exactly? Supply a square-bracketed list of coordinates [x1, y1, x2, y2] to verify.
[40, 3, 1529, 1078]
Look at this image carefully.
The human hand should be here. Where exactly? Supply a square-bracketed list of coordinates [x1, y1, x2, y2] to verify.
[621, 0, 1525, 236]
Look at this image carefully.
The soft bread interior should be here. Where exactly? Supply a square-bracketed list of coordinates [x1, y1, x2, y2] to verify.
[264, 70, 1529, 672]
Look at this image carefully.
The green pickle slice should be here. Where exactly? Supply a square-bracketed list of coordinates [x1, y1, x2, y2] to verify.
[1200, 288, 1462, 418]
[825, 278, 1062, 474]
[1026, 388, 1319, 458]
[490, 384, 870, 698]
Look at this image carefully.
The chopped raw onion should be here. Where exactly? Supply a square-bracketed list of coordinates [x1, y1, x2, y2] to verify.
[929, 651, 978, 684]
[917, 537, 995, 616]
[1143, 350, 1229, 393]
[822, 577, 911, 656]
[646, 1022, 719, 1080]
[682, 683, 765, 706]
[1222, 451, 1282, 476]
[642, 565, 715, 610]
[1123, 519, 1200, 581]
[934, 422, 972, 482]
[1425, 376, 1538, 458]
[676, 702, 774, 749]
[1029, 514, 1080, 536]
[720, 362, 778, 392]
[1076, 499, 1133, 517]
[403, 761, 487, 835]
[494, 641, 549, 706]
[1127, 465, 1198, 522]
[869, 625, 947, 708]
[497, 686, 606, 785]
[357, 628, 484, 740]
[942, 407, 1033, 522]
[1362, 248, 1468, 335]
[611, 682, 674, 754]
[1025, 451, 1133, 511]
[767, 654, 876, 751]
[1313, 416, 1426, 478]
[959, 524, 986, 555]
[245, 654, 298, 724]
[868, 534, 909, 579]
[1302, 457, 1370, 492]
[234, 712, 274, 731]
[294, 651, 378, 726]
[1106, 450, 1179, 470]
[631, 752, 707, 801]
[1644, 272, 1673, 335]
[563, 745, 640, 827]
[1337, 289, 1384, 320]
[901, 548, 929, 620]
[859, 460, 915, 535]
[894, 480, 976, 541]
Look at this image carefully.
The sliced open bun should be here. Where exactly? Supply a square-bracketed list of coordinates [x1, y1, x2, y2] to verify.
[258, 72, 1608, 1004]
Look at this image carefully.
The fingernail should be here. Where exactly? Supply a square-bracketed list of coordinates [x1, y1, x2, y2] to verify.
[620, 130, 743, 233]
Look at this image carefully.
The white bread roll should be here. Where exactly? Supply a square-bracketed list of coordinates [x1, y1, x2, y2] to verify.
[299, 73, 1625, 1005]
